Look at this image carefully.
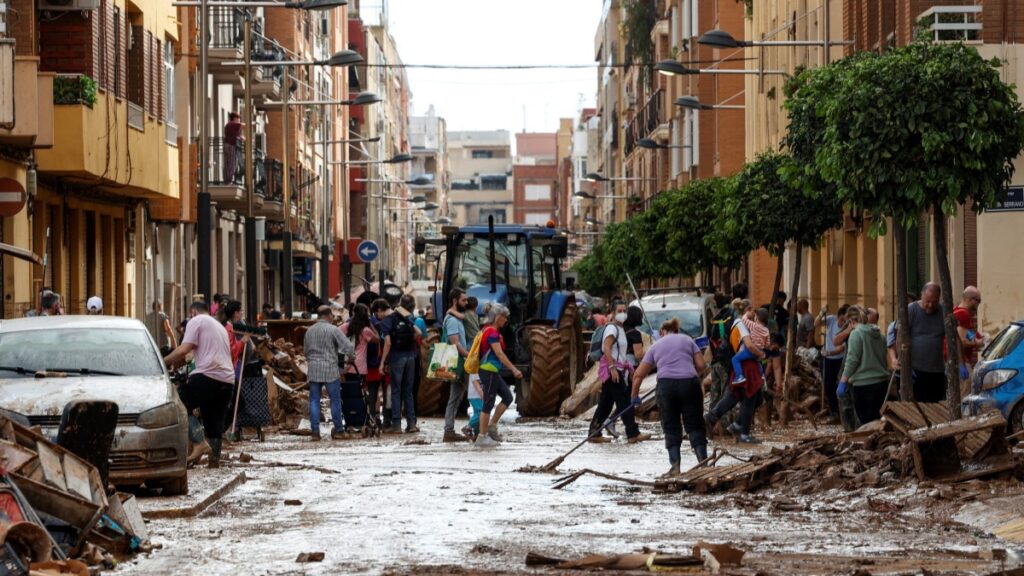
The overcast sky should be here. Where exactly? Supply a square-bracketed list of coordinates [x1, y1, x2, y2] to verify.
[381, 0, 602, 137]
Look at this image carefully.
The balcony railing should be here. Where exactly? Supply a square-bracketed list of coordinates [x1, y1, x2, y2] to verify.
[210, 7, 244, 50]
[624, 88, 663, 157]
[206, 138, 266, 188]
[260, 158, 283, 202]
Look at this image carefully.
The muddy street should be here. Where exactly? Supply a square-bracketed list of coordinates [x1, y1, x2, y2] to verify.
[116, 414, 1018, 575]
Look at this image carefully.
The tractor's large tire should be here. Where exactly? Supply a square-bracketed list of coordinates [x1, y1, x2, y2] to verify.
[416, 331, 448, 417]
[517, 325, 571, 417]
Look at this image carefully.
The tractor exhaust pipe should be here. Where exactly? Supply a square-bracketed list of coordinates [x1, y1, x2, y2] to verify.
[488, 215, 497, 294]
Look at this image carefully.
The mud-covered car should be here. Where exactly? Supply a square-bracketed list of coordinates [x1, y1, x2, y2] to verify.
[629, 292, 717, 349]
[963, 320, 1024, 435]
[0, 316, 189, 494]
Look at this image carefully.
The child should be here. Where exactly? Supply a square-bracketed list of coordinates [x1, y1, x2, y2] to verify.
[463, 373, 485, 440]
[731, 300, 771, 384]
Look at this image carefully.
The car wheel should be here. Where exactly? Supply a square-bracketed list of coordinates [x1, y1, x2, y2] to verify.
[158, 474, 189, 496]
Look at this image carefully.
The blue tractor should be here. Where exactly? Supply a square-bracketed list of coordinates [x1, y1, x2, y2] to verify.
[414, 219, 583, 417]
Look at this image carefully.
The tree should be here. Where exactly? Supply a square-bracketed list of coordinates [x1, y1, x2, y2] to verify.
[658, 176, 744, 281]
[572, 244, 617, 298]
[784, 41, 1024, 415]
[726, 152, 843, 421]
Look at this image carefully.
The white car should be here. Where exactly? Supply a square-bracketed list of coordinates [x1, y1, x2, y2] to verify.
[0, 316, 188, 494]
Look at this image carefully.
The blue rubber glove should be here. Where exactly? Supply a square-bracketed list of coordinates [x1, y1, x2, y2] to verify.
[631, 396, 643, 408]
[837, 380, 848, 397]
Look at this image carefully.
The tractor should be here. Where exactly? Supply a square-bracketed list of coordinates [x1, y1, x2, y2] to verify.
[414, 219, 583, 417]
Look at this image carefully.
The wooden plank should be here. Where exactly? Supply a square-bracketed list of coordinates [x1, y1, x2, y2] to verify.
[62, 455, 93, 502]
[36, 442, 67, 491]
[908, 412, 1006, 443]
[142, 472, 247, 520]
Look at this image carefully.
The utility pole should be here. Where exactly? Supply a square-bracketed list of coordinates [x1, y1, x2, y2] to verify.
[243, 13, 258, 324]
[320, 102, 332, 301]
[281, 65, 294, 317]
[197, 0, 211, 305]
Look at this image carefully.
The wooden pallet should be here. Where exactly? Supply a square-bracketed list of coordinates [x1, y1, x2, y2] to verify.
[656, 457, 783, 494]
[903, 410, 1013, 482]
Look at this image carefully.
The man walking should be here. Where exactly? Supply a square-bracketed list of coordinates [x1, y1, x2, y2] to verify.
[164, 301, 235, 468]
[380, 294, 422, 433]
[954, 286, 984, 397]
[304, 305, 355, 440]
[908, 283, 947, 402]
[86, 296, 103, 315]
[796, 298, 815, 348]
[40, 291, 62, 316]
[442, 288, 470, 442]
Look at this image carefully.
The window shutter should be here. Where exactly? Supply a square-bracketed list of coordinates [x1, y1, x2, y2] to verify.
[156, 39, 165, 122]
[128, 25, 145, 106]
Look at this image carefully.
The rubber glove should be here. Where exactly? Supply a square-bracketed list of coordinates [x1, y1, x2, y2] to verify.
[631, 396, 643, 408]
[837, 380, 848, 397]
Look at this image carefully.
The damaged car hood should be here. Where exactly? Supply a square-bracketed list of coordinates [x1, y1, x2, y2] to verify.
[0, 376, 171, 416]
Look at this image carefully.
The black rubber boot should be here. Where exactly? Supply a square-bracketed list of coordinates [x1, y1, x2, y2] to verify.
[668, 446, 681, 466]
[208, 438, 223, 469]
[694, 444, 708, 463]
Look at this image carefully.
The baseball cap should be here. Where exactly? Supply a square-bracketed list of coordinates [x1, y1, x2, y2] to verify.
[87, 296, 103, 312]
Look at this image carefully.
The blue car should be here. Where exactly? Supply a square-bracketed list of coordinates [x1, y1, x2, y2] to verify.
[962, 321, 1024, 434]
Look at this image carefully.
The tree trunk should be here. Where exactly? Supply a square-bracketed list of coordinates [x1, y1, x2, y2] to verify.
[781, 243, 803, 426]
[933, 204, 963, 418]
[766, 251, 784, 327]
[895, 226, 914, 401]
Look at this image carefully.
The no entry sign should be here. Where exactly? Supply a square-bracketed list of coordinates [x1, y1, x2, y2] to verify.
[0, 177, 26, 217]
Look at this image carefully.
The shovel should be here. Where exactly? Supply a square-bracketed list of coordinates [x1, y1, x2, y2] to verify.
[529, 389, 656, 473]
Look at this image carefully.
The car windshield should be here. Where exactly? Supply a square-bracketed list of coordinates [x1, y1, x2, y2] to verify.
[635, 309, 703, 339]
[983, 324, 1024, 362]
[0, 328, 163, 377]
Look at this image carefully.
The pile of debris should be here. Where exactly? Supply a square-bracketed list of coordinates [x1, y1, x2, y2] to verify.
[255, 338, 310, 428]
[655, 402, 1018, 495]
[0, 416, 151, 574]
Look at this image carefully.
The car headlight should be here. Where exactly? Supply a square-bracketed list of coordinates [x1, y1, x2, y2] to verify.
[137, 403, 180, 429]
[982, 369, 1018, 391]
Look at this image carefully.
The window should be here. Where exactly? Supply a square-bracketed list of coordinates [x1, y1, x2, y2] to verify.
[471, 150, 493, 159]
[478, 209, 505, 224]
[524, 213, 550, 226]
[164, 40, 175, 124]
[524, 184, 551, 201]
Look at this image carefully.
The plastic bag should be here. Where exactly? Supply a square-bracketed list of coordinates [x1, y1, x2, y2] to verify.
[427, 342, 459, 382]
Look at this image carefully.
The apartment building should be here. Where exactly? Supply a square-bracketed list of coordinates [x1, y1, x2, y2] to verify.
[448, 130, 513, 226]
[512, 132, 558, 226]
[0, 0, 179, 317]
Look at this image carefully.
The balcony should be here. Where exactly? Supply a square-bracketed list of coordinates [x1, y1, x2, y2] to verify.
[624, 88, 664, 157]
[256, 158, 284, 220]
[206, 138, 265, 213]
[35, 86, 178, 199]
[0, 48, 54, 149]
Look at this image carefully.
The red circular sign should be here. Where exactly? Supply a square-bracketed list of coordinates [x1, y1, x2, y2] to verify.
[0, 178, 26, 217]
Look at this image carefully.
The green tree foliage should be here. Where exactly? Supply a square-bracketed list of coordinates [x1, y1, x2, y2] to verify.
[572, 244, 617, 298]
[657, 176, 744, 276]
[783, 41, 1024, 411]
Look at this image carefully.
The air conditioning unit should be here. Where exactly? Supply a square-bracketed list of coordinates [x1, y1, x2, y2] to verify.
[39, 0, 99, 11]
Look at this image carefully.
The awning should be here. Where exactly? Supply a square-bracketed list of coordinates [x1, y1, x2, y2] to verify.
[0, 243, 43, 266]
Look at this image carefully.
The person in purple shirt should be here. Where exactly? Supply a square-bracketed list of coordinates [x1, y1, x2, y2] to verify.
[631, 317, 708, 478]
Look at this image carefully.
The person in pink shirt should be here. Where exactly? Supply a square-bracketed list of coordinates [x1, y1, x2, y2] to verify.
[164, 301, 235, 468]
[341, 303, 379, 378]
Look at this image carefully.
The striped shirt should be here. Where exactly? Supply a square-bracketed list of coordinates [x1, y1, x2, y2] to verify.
[303, 319, 355, 383]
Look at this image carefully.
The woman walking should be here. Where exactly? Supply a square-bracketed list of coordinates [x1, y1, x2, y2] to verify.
[342, 303, 380, 380]
[631, 318, 707, 477]
[476, 304, 522, 447]
[705, 300, 766, 444]
[589, 303, 651, 444]
[838, 305, 890, 425]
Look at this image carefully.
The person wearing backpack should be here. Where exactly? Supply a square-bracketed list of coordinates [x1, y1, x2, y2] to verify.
[380, 294, 423, 434]
[588, 303, 652, 445]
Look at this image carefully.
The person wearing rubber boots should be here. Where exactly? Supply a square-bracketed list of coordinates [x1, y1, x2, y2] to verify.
[631, 318, 708, 477]
[164, 301, 236, 468]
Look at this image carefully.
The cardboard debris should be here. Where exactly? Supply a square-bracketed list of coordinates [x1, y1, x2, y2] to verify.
[525, 550, 702, 571]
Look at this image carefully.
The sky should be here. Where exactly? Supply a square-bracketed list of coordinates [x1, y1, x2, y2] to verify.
[377, 0, 602, 137]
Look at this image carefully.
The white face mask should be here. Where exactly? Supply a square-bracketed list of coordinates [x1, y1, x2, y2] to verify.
[614, 313, 627, 324]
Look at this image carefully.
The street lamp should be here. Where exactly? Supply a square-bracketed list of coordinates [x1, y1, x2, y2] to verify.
[654, 59, 787, 77]
[336, 153, 413, 166]
[674, 96, 745, 111]
[574, 191, 627, 200]
[697, 28, 853, 49]
[314, 135, 381, 145]
[637, 138, 691, 150]
[584, 172, 651, 183]
[584, 215, 602, 226]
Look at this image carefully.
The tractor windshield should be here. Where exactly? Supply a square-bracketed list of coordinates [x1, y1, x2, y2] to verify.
[454, 237, 529, 290]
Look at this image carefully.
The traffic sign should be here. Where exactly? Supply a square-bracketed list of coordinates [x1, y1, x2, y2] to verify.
[356, 240, 380, 263]
[0, 178, 26, 217]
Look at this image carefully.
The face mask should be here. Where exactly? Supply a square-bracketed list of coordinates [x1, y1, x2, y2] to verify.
[615, 313, 627, 324]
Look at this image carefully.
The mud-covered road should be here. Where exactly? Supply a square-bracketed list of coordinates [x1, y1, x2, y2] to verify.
[116, 414, 1019, 575]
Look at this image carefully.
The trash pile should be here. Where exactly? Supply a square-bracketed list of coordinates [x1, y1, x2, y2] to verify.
[0, 416, 152, 574]
[255, 338, 310, 429]
[655, 402, 1018, 495]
